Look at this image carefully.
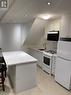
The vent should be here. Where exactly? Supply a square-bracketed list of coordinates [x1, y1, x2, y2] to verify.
[0, 0, 8, 8]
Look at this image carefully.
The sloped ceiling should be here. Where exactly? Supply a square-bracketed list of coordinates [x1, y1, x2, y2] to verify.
[24, 18, 47, 45]
[0, 0, 71, 23]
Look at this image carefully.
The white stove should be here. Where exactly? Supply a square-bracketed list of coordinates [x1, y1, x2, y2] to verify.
[42, 50, 57, 75]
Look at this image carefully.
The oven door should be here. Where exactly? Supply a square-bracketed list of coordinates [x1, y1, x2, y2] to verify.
[43, 56, 50, 66]
[42, 53, 52, 74]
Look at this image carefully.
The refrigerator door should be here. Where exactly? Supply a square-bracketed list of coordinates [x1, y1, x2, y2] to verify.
[55, 56, 71, 90]
[57, 41, 71, 60]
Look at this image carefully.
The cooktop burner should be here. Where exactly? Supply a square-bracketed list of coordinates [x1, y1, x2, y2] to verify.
[46, 50, 57, 54]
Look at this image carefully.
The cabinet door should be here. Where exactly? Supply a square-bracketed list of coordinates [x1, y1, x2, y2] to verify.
[33, 51, 43, 67]
[28, 49, 43, 68]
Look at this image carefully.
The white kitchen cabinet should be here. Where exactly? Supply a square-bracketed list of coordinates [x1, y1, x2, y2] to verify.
[28, 49, 43, 68]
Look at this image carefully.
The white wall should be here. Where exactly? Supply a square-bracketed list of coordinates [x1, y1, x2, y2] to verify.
[21, 21, 33, 52]
[46, 19, 61, 31]
[21, 22, 33, 45]
[0, 24, 21, 51]
[45, 18, 61, 50]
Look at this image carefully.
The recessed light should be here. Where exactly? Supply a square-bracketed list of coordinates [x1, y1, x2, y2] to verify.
[38, 14, 52, 20]
[47, 2, 51, 5]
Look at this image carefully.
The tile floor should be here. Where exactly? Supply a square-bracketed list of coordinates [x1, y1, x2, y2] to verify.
[0, 66, 71, 95]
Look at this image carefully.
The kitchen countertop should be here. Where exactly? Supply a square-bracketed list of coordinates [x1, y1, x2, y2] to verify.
[3, 51, 37, 66]
[29, 48, 45, 53]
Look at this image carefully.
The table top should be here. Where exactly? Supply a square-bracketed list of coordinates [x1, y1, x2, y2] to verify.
[3, 51, 37, 66]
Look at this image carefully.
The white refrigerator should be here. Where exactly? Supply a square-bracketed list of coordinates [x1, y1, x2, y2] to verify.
[55, 38, 71, 90]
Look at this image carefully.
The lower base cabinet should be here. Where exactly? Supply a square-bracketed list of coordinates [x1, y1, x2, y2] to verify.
[28, 49, 43, 68]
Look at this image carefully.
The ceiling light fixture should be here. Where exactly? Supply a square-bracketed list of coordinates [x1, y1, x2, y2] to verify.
[47, 2, 51, 5]
[38, 14, 52, 20]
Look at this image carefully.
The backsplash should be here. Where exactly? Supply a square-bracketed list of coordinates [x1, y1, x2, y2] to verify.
[46, 41, 58, 51]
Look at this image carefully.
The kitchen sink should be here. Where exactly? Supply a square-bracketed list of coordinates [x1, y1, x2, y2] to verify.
[38, 49, 45, 51]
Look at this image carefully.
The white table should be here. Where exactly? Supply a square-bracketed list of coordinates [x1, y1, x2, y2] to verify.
[3, 51, 37, 93]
